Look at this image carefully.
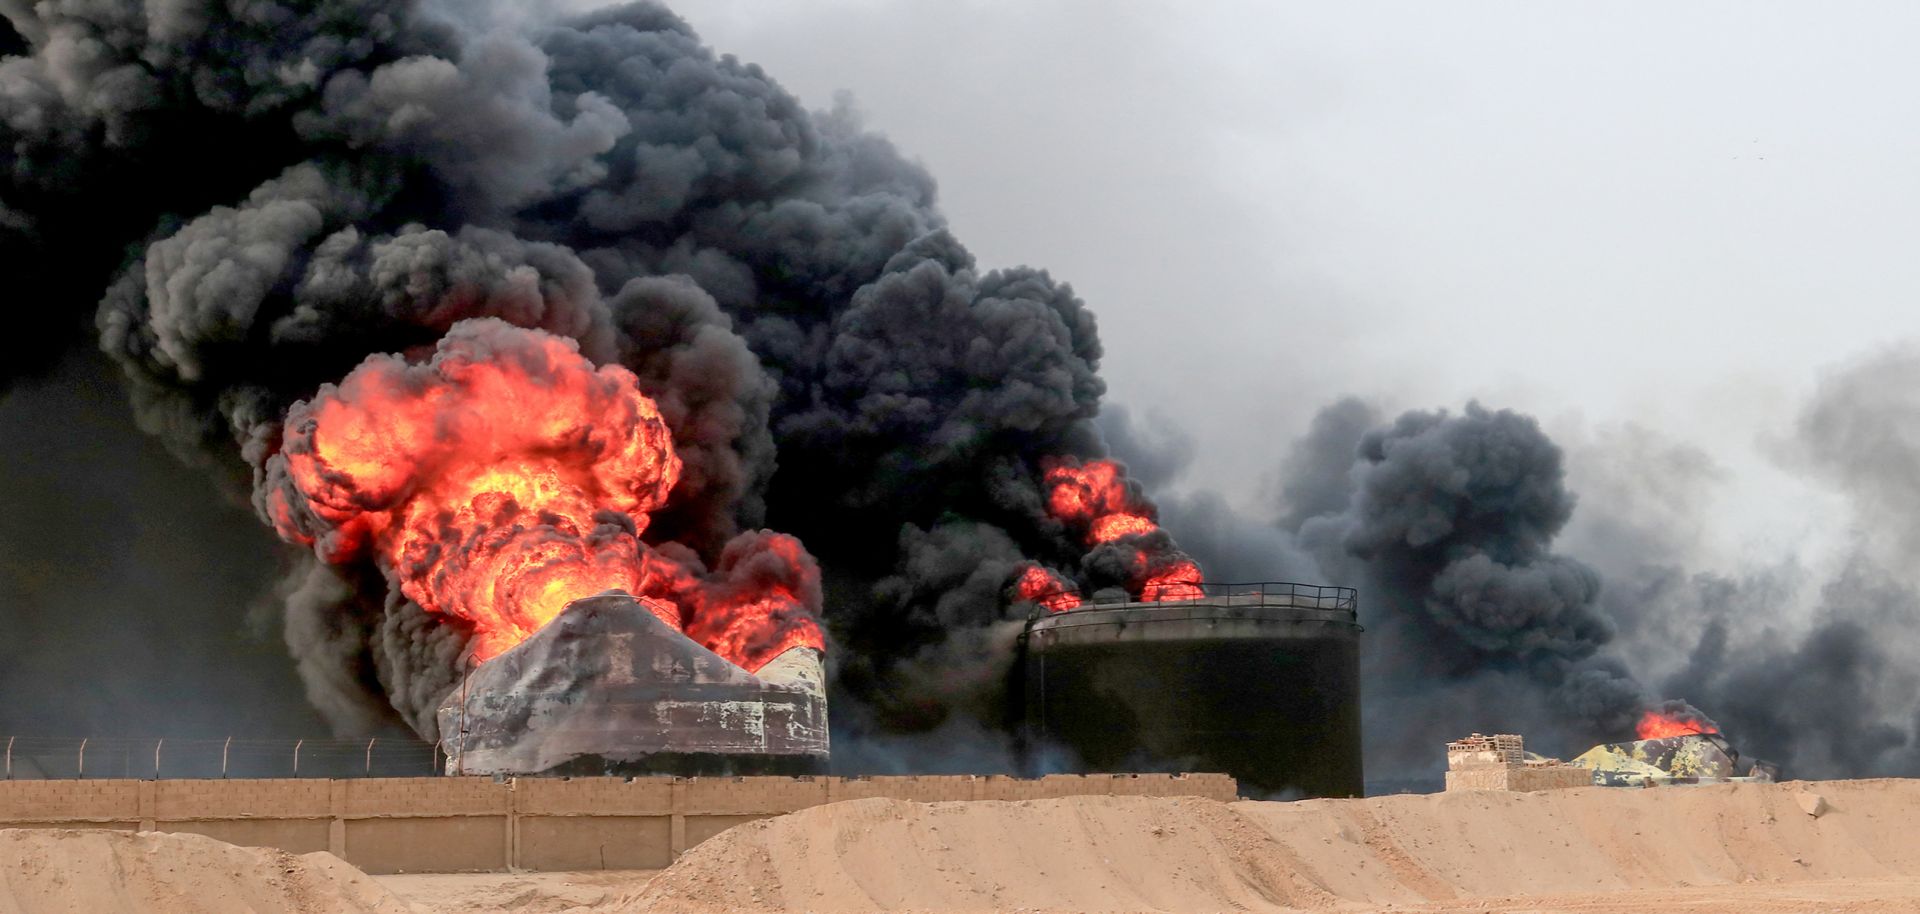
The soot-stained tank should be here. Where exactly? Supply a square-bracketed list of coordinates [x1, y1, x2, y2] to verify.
[1020, 582, 1362, 798]
[437, 591, 829, 777]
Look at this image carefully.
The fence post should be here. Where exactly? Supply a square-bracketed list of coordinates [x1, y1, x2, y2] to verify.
[77, 738, 87, 779]
[365, 738, 376, 776]
[294, 739, 304, 777]
[5, 736, 11, 779]
[154, 739, 163, 779]
[222, 736, 232, 779]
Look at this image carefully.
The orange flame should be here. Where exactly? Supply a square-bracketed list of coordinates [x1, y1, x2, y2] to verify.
[1041, 457, 1204, 605]
[1143, 559, 1204, 602]
[664, 531, 826, 671]
[1044, 460, 1128, 533]
[270, 320, 822, 670]
[1636, 709, 1719, 740]
[1015, 564, 1083, 613]
[1090, 513, 1156, 543]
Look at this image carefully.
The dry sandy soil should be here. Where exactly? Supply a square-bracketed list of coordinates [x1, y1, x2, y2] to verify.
[9, 778, 1920, 913]
[0, 828, 409, 914]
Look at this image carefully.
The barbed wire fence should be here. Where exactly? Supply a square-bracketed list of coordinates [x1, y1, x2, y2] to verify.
[1, 737, 445, 779]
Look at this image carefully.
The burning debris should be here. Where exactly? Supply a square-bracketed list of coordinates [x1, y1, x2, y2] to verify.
[1572, 712, 1781, 786]
[1443, 723, 1780, 793]
[1572, 704, 1779, 785]
[1634, 703, 1719, 741]
[1571, 733, 1778, 787]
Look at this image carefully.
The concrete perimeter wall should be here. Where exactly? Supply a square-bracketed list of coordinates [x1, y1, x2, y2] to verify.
[0, 773, 1236, 874]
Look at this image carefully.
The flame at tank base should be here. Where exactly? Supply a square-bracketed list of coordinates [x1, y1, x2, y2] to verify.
[436, 591, 829, 777]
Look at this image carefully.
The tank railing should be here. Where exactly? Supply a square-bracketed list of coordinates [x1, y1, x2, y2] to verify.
[0, 736, 442, 780]
[1023, 581, 1357, 617]
[1141, 580, 1359, 612]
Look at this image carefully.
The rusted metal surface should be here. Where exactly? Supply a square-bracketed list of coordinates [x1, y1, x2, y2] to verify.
[438, 593, 829, 777]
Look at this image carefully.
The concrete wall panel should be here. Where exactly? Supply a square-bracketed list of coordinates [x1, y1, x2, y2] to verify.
[515, 777, 673, 816]
[345, 816, 509, 874]
[680, 777, 829, 814]
[345, 778, 507, 817]
[832, 776, 974, 803]
[160, 818, 330, 853]
[684, 813, 768, 847]
[155, 779, 331, 820]
[0, 780, 139, 822]
[0, 820, 138, 830]
[517, 815, 672, 870]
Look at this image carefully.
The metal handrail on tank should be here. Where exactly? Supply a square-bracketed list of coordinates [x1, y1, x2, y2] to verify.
[1021, 581, 1358, 619]
[1142, 580, 1358, 612]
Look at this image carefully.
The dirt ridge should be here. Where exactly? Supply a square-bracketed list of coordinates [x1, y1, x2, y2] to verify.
[0, 828, 411, 914]
[624, 778, 1920, 913]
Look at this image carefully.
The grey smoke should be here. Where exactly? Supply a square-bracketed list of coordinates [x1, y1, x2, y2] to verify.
[1580, 345, 1920, 779]
[1104, 399, 1688, 784]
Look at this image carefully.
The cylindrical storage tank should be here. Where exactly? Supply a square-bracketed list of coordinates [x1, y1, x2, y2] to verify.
[1020, 583, 1361, 798]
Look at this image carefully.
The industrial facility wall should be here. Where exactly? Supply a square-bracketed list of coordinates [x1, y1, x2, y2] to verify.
[0, 773, 1237, 874]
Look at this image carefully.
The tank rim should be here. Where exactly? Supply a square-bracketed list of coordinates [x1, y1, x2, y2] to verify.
[1026, 600, 1362, 635]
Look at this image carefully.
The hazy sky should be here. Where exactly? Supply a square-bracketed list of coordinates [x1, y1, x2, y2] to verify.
[670, 0, 1920, 571]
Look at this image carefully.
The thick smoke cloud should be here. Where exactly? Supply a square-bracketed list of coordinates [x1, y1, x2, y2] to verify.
[1103, 400, 1686, 784]
[1563, 346, 1920, 779]
[12, 0, 1908, 788]
[2, 0, 1137, 749]
[1292, 404, 1653, 775]
[1100, 376, 1920, 784]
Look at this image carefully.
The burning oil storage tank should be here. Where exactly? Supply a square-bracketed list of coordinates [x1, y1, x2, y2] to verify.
[438, 591, 829, 777]
[1020, 582, 1362, 798]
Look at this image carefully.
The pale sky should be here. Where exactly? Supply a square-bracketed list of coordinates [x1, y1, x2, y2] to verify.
[669, 1, 1920, 574]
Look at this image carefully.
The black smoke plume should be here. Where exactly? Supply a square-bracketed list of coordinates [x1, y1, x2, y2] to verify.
[0, 0, 1157, 753]
[1104, 400, 1706, 785]
[10, 0, 1898, 788]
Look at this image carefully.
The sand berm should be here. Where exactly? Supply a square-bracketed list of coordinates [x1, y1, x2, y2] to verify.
[7, 778, 1920, 913]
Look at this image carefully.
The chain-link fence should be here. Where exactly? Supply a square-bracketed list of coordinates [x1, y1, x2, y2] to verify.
[1, 737, 443, 779]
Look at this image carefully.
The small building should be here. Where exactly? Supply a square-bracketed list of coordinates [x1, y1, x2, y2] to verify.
[1444, 733, 1593, 792]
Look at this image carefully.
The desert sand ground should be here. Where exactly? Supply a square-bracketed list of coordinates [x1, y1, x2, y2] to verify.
[9, 778, 1920, 913]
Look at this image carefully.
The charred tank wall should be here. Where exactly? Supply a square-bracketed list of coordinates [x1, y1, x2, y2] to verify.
[1021, 594, 1363, 797]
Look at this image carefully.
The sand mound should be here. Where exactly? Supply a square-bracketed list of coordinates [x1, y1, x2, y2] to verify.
[625, 779, 1920, 913]
[626, 794, 1333, 913]
[0, 828, 412, 914]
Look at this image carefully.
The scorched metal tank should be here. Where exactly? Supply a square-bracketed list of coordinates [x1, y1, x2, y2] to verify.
[1019, 582, 1362, 798]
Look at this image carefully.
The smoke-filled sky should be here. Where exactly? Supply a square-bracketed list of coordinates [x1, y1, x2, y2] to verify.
[671, 6, 1920, 780]
[674, 0, 1917, 558]
[6, 0, 1920, 786]
[562, 0, 1920, 775]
